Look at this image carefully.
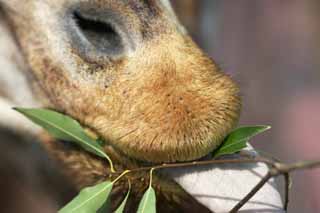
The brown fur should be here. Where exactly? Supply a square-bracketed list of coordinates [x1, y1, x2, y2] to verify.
[0, 0, 241, 212]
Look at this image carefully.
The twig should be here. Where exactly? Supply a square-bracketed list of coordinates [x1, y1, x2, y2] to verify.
[110, 155, 320, 212]
[112, 157, 274, 175]
[284, 173, 291, 211]
[230, 160, 320, 212]
[276, 160, 320, 173]
[230, 172, 273, 213]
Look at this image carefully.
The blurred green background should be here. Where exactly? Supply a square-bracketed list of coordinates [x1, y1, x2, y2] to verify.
[172, 0, 320, 212]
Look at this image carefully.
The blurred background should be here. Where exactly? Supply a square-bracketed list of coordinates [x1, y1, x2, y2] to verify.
[171, 0, 320, 212]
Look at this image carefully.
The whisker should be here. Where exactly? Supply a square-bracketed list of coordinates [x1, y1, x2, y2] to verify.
[116, 127, 139, 141]
[149, 133, 159, 147]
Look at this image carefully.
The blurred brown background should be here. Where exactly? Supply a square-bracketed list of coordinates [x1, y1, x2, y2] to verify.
[172, 0, 320, 212]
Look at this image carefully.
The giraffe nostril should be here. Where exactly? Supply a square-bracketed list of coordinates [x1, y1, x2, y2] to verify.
[73, 11, 124, 56]
[67, 5, 134, 63]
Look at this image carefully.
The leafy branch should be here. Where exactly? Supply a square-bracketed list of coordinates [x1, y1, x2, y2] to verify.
[14, 108, 320, 212]
[109, 154, 320, 212]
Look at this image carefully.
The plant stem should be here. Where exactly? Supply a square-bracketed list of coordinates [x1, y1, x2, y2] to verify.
[284, 173, 291, 211]
[230, 160, 320, 212]
[113, 157, 274, 175]
[110, 156, 320, 212]
[230, 172, 272, 213]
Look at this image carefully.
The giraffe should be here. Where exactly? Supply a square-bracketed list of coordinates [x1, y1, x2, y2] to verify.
[0, 0, 283, 212]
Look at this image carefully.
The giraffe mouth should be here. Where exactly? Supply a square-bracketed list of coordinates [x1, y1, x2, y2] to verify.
[81, 71, 241, 163]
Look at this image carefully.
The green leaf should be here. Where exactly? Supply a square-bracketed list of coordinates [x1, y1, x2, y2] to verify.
[138, 169, 156, 213]
[115, 182, 131, 213]
[59, 181, 113, 213]
[14, 108, 114, 172]
[59, 170, 129, 213]
[213, 139, 247, 157]
[138, 186, 156, 213]
[213, 126, 271, 158]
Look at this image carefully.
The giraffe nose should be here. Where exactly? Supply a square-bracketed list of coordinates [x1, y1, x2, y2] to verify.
[67, 5, 135, 63]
